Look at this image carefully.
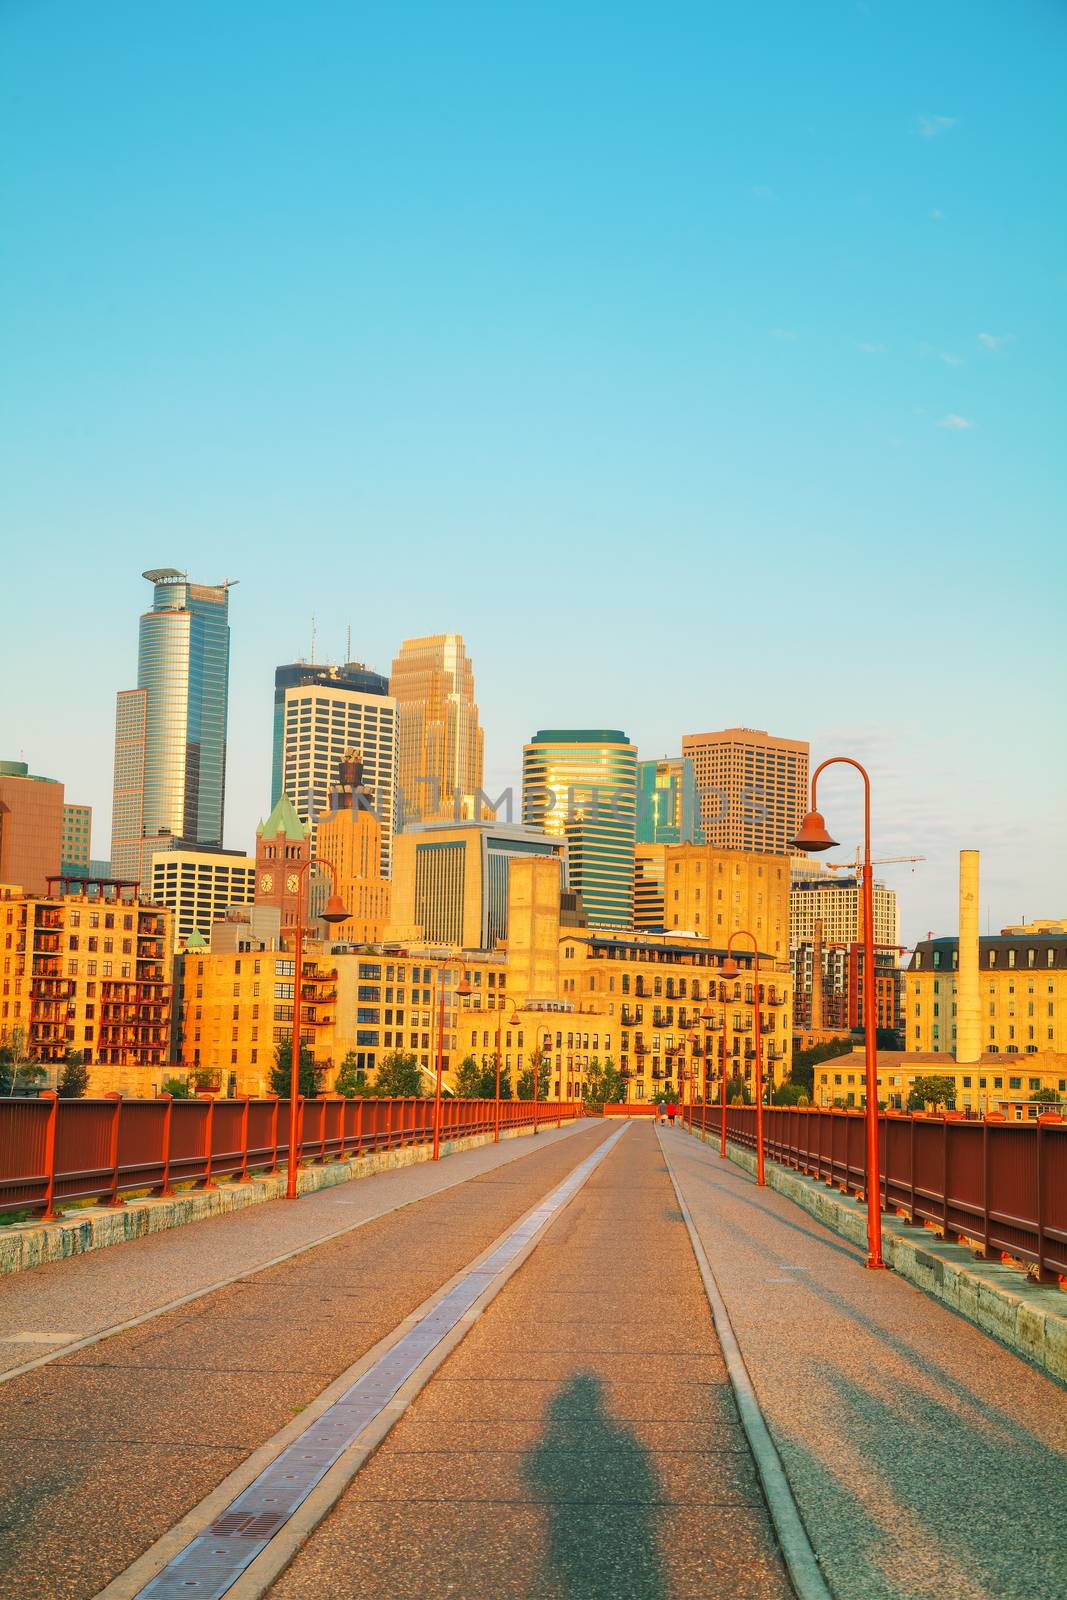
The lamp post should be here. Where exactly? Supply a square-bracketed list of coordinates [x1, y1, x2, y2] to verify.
[721, 932, 764, 1185]
[286, 859, 350, 1200]
[493, 999, 517, 1144]
[793, 758, 885, 1270]
[433, 957, 472, 1161]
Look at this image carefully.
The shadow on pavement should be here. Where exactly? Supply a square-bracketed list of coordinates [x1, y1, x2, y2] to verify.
[523, 1373, 667, 1600]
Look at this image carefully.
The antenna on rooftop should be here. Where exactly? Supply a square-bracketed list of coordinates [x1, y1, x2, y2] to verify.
[346, 624, 352, 662]
[311, 614, 317, 663]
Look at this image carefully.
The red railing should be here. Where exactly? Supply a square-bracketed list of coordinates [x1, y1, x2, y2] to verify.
[688, 1104, 1067, 1282]
[0, 1095, 582, 1221]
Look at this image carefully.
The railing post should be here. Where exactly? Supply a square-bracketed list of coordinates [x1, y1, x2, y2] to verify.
[268, 1094, 280, 1175]
[238, 1095, 250, 1182]
[159, 1091, 174, 1197]
[39, 1089, 59, 1221]
[103, 1091, 124, 1207]
[198, 1092, 217, 1190]
[1035, 1120, 1054, 1283]
[942, 1115, 949, 1238]
[355, 1095, 364, 1157]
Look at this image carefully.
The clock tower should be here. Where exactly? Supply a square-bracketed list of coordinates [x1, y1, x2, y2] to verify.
[255, 793, 311, 945]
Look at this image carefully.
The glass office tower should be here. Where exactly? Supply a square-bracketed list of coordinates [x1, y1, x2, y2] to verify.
[111, 569, 233, 885]
[522, 730, 637, 930]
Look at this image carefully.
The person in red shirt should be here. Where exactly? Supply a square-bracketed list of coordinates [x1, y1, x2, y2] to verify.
[666, 1101, 677, 1126]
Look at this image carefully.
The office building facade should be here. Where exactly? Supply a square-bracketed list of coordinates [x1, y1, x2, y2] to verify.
[0, 759, 64, 895]
[635, 757, 702, 845]
[390, 634, 486, 826]
[522, 730, 637, 931]
[111, 569, 233, 886]
[682, 727, 808, 856]
[148, 843, 256, 950]
[272, 661, 397, 875]
[389, 821, 565, 951]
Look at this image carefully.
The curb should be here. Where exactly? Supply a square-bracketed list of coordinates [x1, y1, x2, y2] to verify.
[658, 1129, 833, 1600]
[0, 1120, 573, 1279]
[688, 1127, 1067, 1387]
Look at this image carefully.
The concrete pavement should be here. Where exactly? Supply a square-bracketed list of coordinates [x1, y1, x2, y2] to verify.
[0, 1121, 611, 1600]
[660, 1124, 1067, 1600]
[267, 1120, 794, 1600]
[0, 1119, 589, 1381]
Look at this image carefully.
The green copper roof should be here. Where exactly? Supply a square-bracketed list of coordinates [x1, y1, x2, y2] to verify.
[256, 793, 307, 842]
[531, 729, 630, 745]
[184, 929, 208, 949]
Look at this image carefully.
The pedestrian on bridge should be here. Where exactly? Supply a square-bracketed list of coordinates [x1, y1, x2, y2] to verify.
[667, 1101, 677, 1127]
[656, 1098, 666, 1124]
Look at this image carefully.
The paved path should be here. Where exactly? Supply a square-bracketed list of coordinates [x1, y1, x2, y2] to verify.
[0, 1121, 589, 1379]
[660, 1124, 1067, 1600]
[0, 1121, 609, 1600]
[267, 1121, 793, 1600]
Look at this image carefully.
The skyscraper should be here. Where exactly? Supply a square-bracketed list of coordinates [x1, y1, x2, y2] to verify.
[111, 569, 233, 886]
[681, 727, 809, 855]
[522, 730, 637, 930]
[271, 660, 397, 875]
[635, 756, 703, 845]
[390, 634, 486, 826]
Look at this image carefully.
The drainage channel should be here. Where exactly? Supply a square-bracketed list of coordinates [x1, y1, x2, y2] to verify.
[127, 1121, 629, 1600]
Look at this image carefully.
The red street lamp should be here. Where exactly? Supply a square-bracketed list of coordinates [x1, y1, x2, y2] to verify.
[432, 957, 472, 1161]
[493, 999, 518, 1144]
[722, 931, 765, 1185]
[286, 860, 349, 1200]
[794, 757, 885, 1271]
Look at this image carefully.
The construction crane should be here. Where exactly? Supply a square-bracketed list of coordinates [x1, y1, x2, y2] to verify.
[825, 852, 925, 875]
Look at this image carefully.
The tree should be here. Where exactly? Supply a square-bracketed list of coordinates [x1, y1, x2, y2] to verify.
[367, 1052, 425, 1097]
[517, 1049, 550, 1101]
[772, 1081, 808, 1107]
[57, 1051, 89, 1099]
[876, 1026, 904, 1051]
[789, 1037, 854, 1097]
[583, 1056, 625, 1108]
[270, 1036, 322, 1098]
[726, 1072, 751, 1106]
[1030, 1087, 1059, 1105]
[334, 1051, 367, 1098]
[0, 1026, 44, 1096]
[453, 1055, 487, 1098]
[906, 1074, 957, 1112]
[161, 1075, 192, 1099]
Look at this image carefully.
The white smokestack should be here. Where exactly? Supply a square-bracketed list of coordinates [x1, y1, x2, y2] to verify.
[956, 849, 980, 1064]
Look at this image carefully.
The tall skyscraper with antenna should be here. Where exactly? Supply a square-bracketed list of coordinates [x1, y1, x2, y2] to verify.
[111, 568, 234, 886]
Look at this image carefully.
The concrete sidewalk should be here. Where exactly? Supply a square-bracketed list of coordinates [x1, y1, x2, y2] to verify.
[661, 1126, 1067, 1600]
[0, 1122, 611, 1600]
[268, 1121, 793, 1600]
[0, 1120, 588, 1380]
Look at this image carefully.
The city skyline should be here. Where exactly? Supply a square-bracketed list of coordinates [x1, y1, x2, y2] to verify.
[3, 1, 1064, 946]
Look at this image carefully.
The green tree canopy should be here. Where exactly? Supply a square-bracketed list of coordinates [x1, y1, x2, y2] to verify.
[334, 1050, 367, 1098]
[270, 1037, 322, 1099]
[517, 1049, 551, 1101]
[366, 1052, 425, 1098]
[906, 1074, 957, 1111]
[583, 1057, 625, 1108]
[1030, 1087, 1060, 1105]
[160, 1075, 192, 1099]
[57, 1051, 89, 1099]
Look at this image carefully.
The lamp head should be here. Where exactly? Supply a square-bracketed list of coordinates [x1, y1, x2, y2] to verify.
[792, 810, 838, 852]
[701, 1001, 714, 1022]
[721, 955, 740, 980]
[510, 1011, 520, 1026]
[322, 894, 349, 926]
[457, 974, 472, 997]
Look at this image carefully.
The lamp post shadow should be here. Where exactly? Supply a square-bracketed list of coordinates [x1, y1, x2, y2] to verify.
[523, 1372, 668, 1600]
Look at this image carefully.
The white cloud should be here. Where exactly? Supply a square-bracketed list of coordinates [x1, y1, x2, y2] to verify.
[769, 327, 797, 341]
[857, 342, 886, 354]
[940, 351, 963, 367]
[979, 331, 1013, 351]
[930, 207, 944, 221]
[938, 414, 975, 430]
[918, 114, 957, 138]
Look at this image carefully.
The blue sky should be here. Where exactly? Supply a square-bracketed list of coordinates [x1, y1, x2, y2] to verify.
[2, 0, 1064, 942]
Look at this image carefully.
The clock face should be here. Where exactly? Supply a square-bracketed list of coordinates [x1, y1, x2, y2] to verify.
[286, 873, 300, 894]
[259, 872, 273, 894]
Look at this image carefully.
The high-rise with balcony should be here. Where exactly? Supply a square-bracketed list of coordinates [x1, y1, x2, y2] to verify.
[111, 569, 233, 887]
[272, 660, 397, 875]
[390, 634, 486, 826]
[682, 727, 808, 856]
[522, 730, 637, 930]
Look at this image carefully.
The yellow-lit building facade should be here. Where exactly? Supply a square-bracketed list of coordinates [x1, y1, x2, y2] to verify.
[181, 853, 792, 1103]
[635, 843, 790, 957]
[316, 802, 390, 946]
[0, 877, 172, 1078]
[906, 934, 1067, 1058]
[813, 1049, 1067, 1117]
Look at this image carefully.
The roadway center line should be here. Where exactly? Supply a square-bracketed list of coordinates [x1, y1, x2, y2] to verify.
[94, 1121, 629, 1600]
